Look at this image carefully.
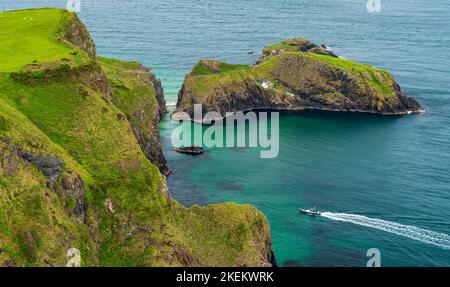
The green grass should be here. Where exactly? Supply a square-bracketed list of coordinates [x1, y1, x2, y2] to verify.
[0, 8, 274, 267]
[0, 97, 97, 266]
[297, 52, 394, 95]
[262, 42, 301, 55]
[0, 9, 85, 72]
[184, 43, 395, 104]
[192, 60, 251, 76]
[97, 57, 142, 70]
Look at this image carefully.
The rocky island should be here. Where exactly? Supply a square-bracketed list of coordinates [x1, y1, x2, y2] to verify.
[0, 8, 275, 267]
[177, 38, 421, 118]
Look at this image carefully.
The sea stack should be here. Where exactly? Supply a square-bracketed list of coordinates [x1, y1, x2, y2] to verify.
[177, 38, 421, 119]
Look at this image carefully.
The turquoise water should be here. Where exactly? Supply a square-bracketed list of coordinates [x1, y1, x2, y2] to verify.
[2, 0, 450, 266]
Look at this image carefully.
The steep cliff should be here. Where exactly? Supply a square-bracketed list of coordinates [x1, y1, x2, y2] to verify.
[97, 57, 169, 175]
[177, 39, 421, 118]
[0, 8, 274, 267]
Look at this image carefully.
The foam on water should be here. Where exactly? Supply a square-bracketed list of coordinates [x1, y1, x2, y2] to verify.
[166, 101, 177, 107]
[321, 212, 450, 250]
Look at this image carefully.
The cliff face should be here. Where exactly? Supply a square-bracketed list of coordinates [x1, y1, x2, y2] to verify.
[177, 38, 421, 118]
[98, 58, 169, 175]
[0, 8, 274, 267]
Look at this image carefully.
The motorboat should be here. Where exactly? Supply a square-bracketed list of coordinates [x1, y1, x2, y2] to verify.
[299, 207, 321, 216]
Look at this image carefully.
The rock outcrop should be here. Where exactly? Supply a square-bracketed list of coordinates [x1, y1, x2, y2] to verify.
[61, 12, 97, 58]
[177, 38, 421, 118]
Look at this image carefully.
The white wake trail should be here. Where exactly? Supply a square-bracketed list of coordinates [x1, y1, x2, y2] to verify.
[320, 212, 450, 250]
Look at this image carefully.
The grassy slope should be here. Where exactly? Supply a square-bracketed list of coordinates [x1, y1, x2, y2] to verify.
[0, 8, 272, 266]
[0, 9, 88, 72]
[97, 56, 159, 140]
[0, 97, 97, 266]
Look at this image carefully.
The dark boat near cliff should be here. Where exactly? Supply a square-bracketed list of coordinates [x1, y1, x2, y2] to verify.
[175, 146, 205, 155]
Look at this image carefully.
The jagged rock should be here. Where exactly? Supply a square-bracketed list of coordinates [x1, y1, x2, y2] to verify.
[59, 174, 88, 222]
[18, 151, 64, 187]
[100, 60, 170, 175]
[0, 136, 87, 223]
[62, 12, 96, 58]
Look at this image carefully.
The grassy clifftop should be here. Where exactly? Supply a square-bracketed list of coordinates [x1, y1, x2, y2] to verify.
[177, 38, 421, 116]
[0, 8, 274, 267]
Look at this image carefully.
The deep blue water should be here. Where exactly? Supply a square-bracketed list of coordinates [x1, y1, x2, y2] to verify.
[2, 0, 450, 266]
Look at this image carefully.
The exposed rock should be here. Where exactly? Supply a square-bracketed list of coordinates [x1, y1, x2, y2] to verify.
[0, 138, 88, 222]
[17, 150, 64, 187]
[62, 12, 96, 58]
[11, 62, 113, 102]
[177, 38, 421, 118]
[3, 259, 17, 267]
[59, 174, 88, 222]
[264, 233, 277, 267]
[0, 8, 277, 267]
[136, 65, 169, 174]
[259, 38, 338, 63]
[171, 248, 202, 267]
[144, 66, 168, 119]
[101, 61, 169, 175]
[158, 175, 172, 207]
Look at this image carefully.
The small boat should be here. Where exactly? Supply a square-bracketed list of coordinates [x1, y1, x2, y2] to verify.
[300, 207, 321, 216]
[175, 146, 205, 155]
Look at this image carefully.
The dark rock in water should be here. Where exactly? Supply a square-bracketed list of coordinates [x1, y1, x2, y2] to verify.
[217, 181, 244, 191]
[175, 146, 205, 155]
[283, 260, 303, 267]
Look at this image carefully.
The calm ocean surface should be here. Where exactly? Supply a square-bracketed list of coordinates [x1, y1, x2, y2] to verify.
[2, 0, 449, 266]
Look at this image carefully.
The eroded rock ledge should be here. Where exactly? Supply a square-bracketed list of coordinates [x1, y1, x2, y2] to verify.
[177, 38, 421, 118]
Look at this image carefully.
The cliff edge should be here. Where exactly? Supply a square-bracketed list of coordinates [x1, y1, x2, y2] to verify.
[0, 8, 275, 267]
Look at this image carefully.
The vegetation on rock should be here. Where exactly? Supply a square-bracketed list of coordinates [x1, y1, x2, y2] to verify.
[177, 38, 421, 117]
[0, 8, 275, 267]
